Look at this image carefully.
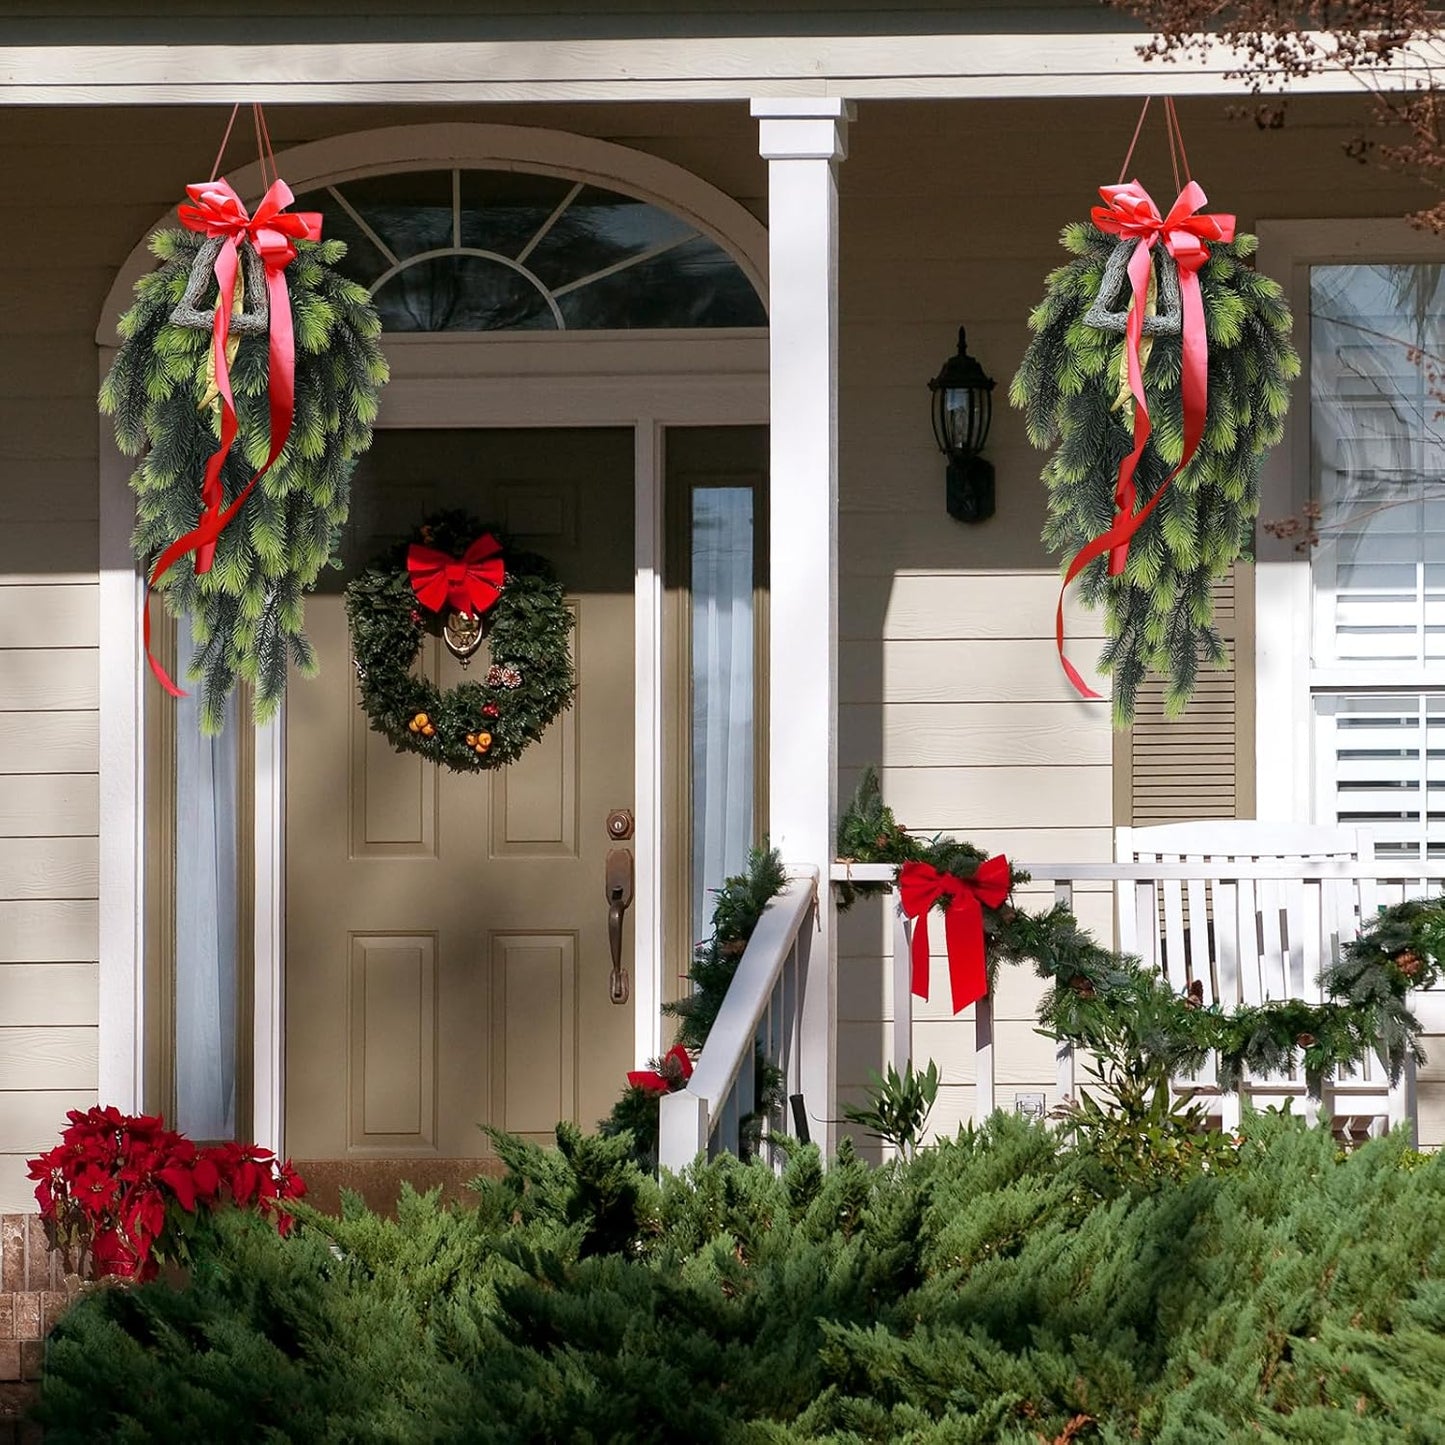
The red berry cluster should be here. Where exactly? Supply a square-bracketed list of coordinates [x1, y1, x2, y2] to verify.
[26, 1105, 306, 1281]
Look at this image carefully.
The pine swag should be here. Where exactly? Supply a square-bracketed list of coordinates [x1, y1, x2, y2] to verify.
[835, 769, 1437, 1096]
[1012, 222, 1298, 723]
[345, 511, 575, 775]
[100, 226, 388, 731]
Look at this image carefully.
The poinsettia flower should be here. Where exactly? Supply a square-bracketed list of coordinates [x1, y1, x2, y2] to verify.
[157, 1164, 201, 1212]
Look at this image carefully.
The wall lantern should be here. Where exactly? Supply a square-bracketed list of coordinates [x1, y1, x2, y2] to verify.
[928, 326, 996, 523]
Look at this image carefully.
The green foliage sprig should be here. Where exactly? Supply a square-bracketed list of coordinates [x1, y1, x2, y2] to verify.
[1011, 223, 1299, 723]
[344, 511, 575, 774]
[842, 1060, 940, 1159]
[838, 769, 1439, 1102]
[100, 228, 388, 730]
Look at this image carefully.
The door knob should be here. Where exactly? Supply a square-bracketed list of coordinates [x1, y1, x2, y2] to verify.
[605, 847, 634, 1005]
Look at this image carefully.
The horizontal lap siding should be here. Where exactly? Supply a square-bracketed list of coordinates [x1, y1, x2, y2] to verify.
[834, 97, 1436, 1150]
[0, 130, 106, 1199]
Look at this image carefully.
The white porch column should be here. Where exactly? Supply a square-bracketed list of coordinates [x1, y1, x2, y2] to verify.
[753, 98, 852, 1156]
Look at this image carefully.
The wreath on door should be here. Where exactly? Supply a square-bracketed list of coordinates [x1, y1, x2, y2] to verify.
[344, 511, 575, 773]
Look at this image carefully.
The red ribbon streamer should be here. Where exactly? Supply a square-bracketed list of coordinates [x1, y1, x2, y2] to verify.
[407, 535, 506, 616]
[143, 178, 322, 698]
[1056, 180, 1234, 700]
[628, 1044, 694, 1096]
[898, 856, 1011, 1015]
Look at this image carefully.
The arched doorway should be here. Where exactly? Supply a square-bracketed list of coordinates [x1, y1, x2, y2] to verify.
[97, 126, 769, 1184]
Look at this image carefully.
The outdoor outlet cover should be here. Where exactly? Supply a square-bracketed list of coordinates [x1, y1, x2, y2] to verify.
[1014, 1092, 1046, 1119]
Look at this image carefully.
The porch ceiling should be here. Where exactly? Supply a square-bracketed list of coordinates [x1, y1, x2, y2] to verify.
[0, 32, 1437, 104]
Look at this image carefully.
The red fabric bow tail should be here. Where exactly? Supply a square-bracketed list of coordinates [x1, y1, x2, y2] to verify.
[143, 177, 322, 698]
[897, 856, 1011, 1014]
[1056, 180, 1234, 701]
[407, 534, 506, 616]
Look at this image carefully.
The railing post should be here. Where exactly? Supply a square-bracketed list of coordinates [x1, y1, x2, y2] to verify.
[1054, 880, 1076, 1113]
[891, 909, 912, 1075]
[974, 992, 994, 1123]
[659, 1090, 709, 1173]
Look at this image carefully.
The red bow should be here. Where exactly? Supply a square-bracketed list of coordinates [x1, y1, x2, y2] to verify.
[143, 178, 322, 698]
[628, 1044, 693, 1096]
[407, 535, 506, 616]
[898, 857, 1011, 1015]
[1057, 180, 1235, 700]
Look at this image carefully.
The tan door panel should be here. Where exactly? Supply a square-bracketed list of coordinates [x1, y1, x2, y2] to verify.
[286, 428, 634, 1165]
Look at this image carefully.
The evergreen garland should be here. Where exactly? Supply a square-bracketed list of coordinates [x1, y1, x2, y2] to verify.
[344, 512, 575, 774]
[1011, 223, 1299, 723]
[837, 769, 1439, 1097]
[100, 228, 388, 731]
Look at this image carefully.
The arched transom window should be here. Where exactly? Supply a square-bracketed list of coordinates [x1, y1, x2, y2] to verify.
[299, 168, 767, 333]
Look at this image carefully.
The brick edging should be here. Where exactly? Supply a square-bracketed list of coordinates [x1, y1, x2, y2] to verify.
[0, 1217, 66, 1383]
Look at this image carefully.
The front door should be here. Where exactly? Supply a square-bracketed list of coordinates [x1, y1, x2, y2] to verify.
[285, 427, 635, 1180]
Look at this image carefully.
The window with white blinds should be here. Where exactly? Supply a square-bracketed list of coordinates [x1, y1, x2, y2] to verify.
[1314, 693, 1445, 863]
[1309, 263, 1445, 866]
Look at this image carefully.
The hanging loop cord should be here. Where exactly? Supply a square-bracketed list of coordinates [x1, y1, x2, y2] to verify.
[1055, 98, 1235, 701]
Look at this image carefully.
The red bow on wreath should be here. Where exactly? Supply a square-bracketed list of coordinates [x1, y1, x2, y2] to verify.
[898, 857, 1011, 1015]
[628, 1044, 693, 1096]
[406, 535, 506, 617]
[143, 177, 322, 698]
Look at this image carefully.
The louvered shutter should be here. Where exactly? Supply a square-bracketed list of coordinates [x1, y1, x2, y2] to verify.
[1116, 566, 1253, 826]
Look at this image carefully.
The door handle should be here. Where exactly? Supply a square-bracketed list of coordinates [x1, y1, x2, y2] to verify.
[605, 847, 634, 1005]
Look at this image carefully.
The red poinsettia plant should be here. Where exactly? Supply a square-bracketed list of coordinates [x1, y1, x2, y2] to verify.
[26, 1106, 306, 1282]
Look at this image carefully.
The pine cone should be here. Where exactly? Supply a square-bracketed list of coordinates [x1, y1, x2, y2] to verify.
[1185, 979, 1205, 1009]
[1393, 949, 1423, 980]
[1067, 974, 1096, 999]
[1296, 1032, 1317, 1049]
[720, 938, 747, 958]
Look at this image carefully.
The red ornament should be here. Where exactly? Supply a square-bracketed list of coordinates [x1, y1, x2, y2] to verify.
[482, 702, 500, 718]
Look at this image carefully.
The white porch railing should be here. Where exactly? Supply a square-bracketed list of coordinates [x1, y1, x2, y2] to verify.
[658, 867, 818, 1173]
[829, 858, 1445, 1135]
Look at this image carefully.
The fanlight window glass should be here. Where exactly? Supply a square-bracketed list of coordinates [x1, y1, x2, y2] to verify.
[299, 169, 766, 332]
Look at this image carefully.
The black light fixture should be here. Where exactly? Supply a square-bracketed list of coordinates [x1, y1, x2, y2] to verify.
[929, 326, 996, 523]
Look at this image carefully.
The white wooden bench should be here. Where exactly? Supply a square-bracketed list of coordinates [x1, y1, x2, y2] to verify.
[1116, 821, 1413, 1140]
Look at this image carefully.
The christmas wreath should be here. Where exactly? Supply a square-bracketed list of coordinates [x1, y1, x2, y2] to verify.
[345, 511, 575, 773]
[1012, 185, 1298, 723]
[100, 181, 388, 731]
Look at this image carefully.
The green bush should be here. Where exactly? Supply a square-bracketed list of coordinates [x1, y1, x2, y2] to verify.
[37, 1116, 1445, 1442]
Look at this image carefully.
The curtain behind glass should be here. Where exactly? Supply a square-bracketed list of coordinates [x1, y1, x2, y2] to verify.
[691, 488, 755, 943]
[173, 625, 240, 1140]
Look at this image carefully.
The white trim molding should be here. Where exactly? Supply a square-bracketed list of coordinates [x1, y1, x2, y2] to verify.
[1255, 218, 1445, 825]
[97, 347, 146, 1113]
[754, 97, 852, 1154]
[6, 32, 1440, 104]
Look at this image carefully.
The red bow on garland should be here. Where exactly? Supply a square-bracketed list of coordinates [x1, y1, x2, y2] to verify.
[143, 177, 322, 697]
[406, 535, 506, 617]
[898, 856, 1011, 1015]
[628, 1044, 693, 1096]
[1056, 179, 1235, 700]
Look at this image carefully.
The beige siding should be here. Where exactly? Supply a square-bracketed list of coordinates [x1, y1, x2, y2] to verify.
[0, 91, 1440, 1177]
